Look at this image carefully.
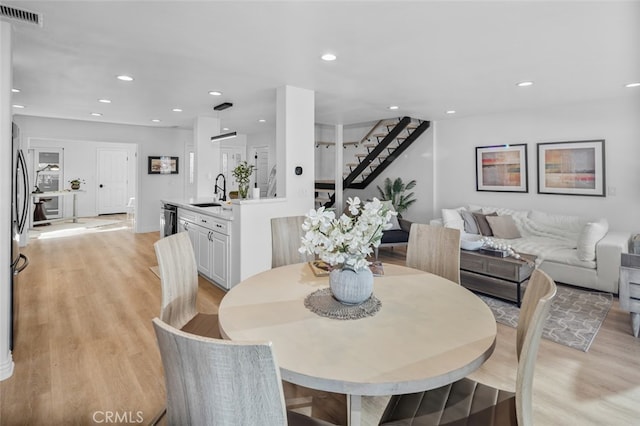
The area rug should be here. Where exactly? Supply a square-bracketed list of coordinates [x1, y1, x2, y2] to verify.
[477, 285, 612, 352]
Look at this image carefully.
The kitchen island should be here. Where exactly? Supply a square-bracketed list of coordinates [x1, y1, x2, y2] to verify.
[161, 196, 310, 291]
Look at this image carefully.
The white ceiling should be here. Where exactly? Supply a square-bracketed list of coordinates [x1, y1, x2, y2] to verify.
[5, 1, 640, 136]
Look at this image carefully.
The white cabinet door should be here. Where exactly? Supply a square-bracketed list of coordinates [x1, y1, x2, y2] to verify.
[195, 225, 212, 278]
[178, 219, 198, 263]
[178, 209, 231, 290]
[210, 231, 229, 288]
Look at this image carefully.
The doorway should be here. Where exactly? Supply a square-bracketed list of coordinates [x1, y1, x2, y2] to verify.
[251, 146, 270, 197]
[32, 148, 63, 220]
[97, 148, 129, 214]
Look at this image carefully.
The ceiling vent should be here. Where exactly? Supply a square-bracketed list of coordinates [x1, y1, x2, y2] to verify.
[0, 5, 43, 27]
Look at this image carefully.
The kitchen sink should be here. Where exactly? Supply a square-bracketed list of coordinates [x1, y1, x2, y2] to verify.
[190, 202, 221, 208]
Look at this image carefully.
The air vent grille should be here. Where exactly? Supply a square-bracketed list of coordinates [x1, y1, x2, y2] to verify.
[0, 5, 43, 27]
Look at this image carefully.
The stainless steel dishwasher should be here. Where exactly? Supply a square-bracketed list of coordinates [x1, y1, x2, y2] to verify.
[160, 202, 178, 238]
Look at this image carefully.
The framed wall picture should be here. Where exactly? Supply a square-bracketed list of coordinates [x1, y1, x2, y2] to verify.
[537, 140, 605, 196]
[148, 156, 179, 174]
[475, 144, 528, 192]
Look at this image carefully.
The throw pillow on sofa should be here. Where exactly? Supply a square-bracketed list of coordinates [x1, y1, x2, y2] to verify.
[577, 218, 609, 261]
[460, 210, 480, 234]
[486, 215, 522, 239]
[472, 212, 498, 236]
[442, 207, 466, 231]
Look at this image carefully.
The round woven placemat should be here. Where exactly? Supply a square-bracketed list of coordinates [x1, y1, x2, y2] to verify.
[303, 288, 381, 320]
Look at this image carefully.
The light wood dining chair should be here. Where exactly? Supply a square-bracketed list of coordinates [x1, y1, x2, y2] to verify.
[153, 231, 220, 337]
[271, 215, 315, 268]
[406, 223, 461, 284]
[151, 232, 222, 425]
[152, 318, 335, 426]
[271, 216, 347, 422]
[378, 269, 557, 426]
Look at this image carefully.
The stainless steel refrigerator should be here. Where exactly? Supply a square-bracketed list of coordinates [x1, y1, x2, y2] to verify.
[11, 122, 29, 350]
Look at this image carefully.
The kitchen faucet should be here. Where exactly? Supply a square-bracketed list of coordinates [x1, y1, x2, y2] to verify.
[214, 173, 226, 201]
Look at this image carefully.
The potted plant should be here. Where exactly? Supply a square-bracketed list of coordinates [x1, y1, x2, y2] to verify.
[231, 161, 255, 199]
[299, 197, 395, 305]
[376, 177, 417, 219]
[68, 178, 85, 190]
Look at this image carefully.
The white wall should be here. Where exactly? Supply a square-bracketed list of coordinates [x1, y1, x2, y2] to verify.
[12, 115, 192, 233]
[434, 97, 640, 232]
[194, 116, 220, 198]
[231, 85, 315, 284]
[276, 85, 315, 204]
[26, 137, 136, 219]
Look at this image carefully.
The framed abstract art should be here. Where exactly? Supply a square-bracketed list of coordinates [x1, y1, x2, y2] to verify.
[475, 144, 528, 193]
[537, 140, 605, 196]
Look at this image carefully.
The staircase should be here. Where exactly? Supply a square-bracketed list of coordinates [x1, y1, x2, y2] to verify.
[315, 117, 431, 208]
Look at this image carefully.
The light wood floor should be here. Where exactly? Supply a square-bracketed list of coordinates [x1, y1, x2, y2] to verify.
[1, 227, 640, 425]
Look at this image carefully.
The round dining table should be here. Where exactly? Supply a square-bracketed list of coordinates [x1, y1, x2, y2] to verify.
[218, 262, 497, 426]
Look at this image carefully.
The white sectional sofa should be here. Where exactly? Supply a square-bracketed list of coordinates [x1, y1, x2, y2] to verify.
[431, 205, 630, 294]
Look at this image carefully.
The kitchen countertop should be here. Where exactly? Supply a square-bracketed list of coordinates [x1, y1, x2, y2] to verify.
[161, 197, 234, 220]
[162, 196, 288, 221]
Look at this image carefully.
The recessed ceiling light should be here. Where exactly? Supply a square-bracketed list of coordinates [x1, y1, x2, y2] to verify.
[388, 105, 399, 110]
[98, 99, 111, 103]
[151, 119, 161, 123]
[90, 112, 102, 116]
[516, 81, 534, 87]
[12, 104, 24, 109]
[172, 108, 183, 112]
[258, 119, 266, 123]
[625, 82, 640, 88]
[209, 91, 223, 96]
[222, 127, 229, 131]
[12, 88, 20, 93]
[321, 53, 337, 61]
[116, 75, 134, 82]
[446, 110, 456, 114]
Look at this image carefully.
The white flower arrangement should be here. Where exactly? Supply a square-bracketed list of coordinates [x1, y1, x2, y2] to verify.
[299, 197, 396, 270]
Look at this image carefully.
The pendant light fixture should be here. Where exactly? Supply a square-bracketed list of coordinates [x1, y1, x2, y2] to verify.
[211, 131, 237, 142]
[211, 101, 236, 141]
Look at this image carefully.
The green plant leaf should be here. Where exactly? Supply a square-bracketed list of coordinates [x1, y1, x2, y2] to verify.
[375, 177, 417, 217]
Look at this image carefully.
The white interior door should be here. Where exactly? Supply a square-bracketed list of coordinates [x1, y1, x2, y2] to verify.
[251, 146, 270, 197]
[97, 149, 129, 214]
[32, 148, 63, 219]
